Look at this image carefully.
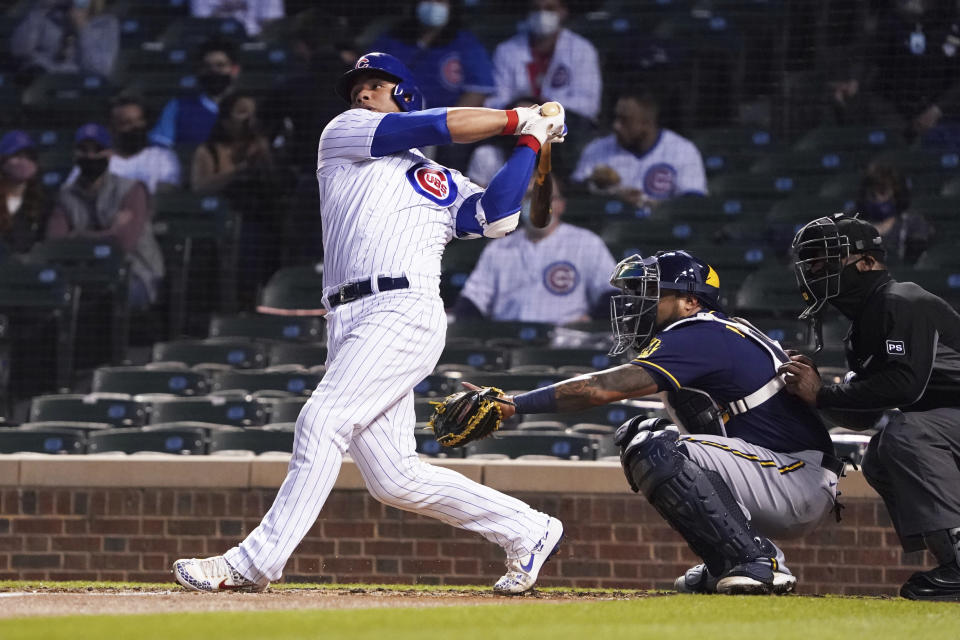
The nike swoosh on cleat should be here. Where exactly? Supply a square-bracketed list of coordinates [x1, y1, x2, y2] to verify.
[218, 579, 245, 590]
[519, 554, 536, 572]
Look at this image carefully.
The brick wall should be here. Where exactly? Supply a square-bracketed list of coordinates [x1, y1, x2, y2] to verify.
[0, 486, 933, 595]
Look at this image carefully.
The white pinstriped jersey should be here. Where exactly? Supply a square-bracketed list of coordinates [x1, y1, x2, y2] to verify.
[316, 108, 483, 293]
[485, 28, 601, 120]
[572, 131, 708, 200]
[460, 223, 618, 324]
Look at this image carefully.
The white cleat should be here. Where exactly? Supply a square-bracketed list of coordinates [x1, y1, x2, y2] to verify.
[493, 518, 564, 595]
[173, 555, 268, 593]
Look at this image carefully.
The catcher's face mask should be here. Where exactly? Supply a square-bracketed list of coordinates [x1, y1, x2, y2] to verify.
[791, 215, 849, 320]
[609, 254, 660, 356]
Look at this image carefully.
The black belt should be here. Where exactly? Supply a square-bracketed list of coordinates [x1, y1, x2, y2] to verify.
[821, 452, 845, 476]
[327, 276, 409, 309]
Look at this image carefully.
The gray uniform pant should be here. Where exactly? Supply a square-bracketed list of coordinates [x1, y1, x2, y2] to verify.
[680, 435, 839, 573]
[862, 407, 960, 551]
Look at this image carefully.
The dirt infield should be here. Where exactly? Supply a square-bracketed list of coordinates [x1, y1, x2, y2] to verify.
[0, 586, 659, 618]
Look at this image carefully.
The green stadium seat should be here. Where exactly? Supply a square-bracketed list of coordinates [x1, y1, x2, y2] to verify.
[910, 196, 960, 225]
[941, 177, 960, 197]
[599, 218, 705, 248]
[256, 265, 325, 316]
[446, 321, 553, 348]
[0, 427, 86, 454]
[437, 346, 508, 371]
[709, 172, 818, 199]
[87, 423, 227, 454]
[465, 432, 596, 460]
[209, 313, 324, 342]
[818, 173, 863, 199]
[871, 149, 960, 176]
[521, 402, 662, 429]
[440, 241, 486, 303]
[265, 397, 307, 423]
[413, 374, 457, 397]
[20, 74, 115, 125]
[749, 150, 869, 177]
[148, 396, 268, 427]
[691, 127, 779, 175]
[29, 393, 148, 427]
[267, 342, 327, 368]
[414, 427, 464, 458]
[92, 366, 210, 397]
[211, 368, 323, 396]
[733, 266, 806, 318]
[157, 17, 247, 48]
[895, 269, 960, 310]
[460, 372, 567, 393]
[508, 347, 620, 371]
[916, 244, 960, 270]
[516, 420, 568, 432]
[17, 421, 112, 435]
[208, 427, 294, 454]
[793, 126, 906, 153]
[114, 46, 191, 78]
[152, 338, 269, 369]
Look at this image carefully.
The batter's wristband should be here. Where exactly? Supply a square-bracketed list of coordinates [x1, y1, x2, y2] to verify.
[500, 109, 519, 135]
[513, 386, 557, 415]
[516, 134, 541, 153]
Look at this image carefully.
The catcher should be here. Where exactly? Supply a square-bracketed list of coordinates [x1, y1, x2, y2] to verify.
[432, 250, 842, 595]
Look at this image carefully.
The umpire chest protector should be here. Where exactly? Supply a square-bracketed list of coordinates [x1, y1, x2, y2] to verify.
[659, 313, 789, 437]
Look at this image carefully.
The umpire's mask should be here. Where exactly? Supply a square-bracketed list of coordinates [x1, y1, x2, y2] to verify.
[608, 254, 660, 356]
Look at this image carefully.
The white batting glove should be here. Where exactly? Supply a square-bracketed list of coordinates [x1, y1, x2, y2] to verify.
[511, 105, 541, 134]
[519, 103, 567, 145]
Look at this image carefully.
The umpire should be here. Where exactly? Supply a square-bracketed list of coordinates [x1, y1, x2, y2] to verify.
[781, 213, 960, 601]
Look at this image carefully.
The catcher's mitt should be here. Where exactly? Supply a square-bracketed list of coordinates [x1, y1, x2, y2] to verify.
[428, 387, 510, 448]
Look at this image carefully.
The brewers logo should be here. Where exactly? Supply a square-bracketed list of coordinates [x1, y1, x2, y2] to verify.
[406, 163, 458, 206]
[543, 261, 580, 296]
[638, 337, 662, 359]
[643, 163, 678, 199]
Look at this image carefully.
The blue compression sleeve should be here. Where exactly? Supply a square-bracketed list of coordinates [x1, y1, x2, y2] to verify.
[456, 144, 537, 237]
[370, 109, 452, 157]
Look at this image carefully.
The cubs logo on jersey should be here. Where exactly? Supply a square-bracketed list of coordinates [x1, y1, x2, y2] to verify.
[550, 64, 570, 89]
[643, 163, 678, 199]
[406, 163, 459, 206]
[543, 261, 580, 295]
[440, 54, 464, 91]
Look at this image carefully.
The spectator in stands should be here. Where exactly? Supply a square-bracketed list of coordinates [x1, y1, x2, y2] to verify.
[10, 0, 118, 79]
[190, 0, 285, 38]
[67, 95, 180, 194]
[47, 123, 164, 310]
[0, 131, 50, 255]
[853, 163, 933, 266]
[149, 39, 241, 148]
[485, 0, 601, 123]
[453, 180, 617, 325]
[571, 91, 707, 208]
[467, 96, 537, 187]
[370, 1, 495, 109]
[191, 92, 280, 298]
[870, 0, 960, 147]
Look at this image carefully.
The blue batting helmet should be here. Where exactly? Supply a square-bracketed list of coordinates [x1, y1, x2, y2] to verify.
[608, 250, 723, 355]
[335, 52, 424, 112]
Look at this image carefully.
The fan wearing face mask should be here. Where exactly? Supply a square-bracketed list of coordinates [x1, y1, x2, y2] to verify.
[485, 0, 601, 124]
[369, 0, 495, 110]
[852, 163, 932, 266]
[46, 124, 165, 310]
[65, 96, 181, 195]
[0, 131, 51, 255]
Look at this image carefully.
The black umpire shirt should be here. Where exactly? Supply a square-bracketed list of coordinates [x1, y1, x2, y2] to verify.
[817, 273, 960, 412]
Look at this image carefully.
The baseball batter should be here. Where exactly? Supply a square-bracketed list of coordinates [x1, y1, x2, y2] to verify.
[496, 250, 841, 594]
[173, 52, 565, 594]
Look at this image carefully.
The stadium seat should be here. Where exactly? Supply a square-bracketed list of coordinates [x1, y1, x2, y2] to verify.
[440, 241, 486, 303]
[916, 244, 960, 270]
[569, 423, 616, 436]
[114, 46, 191, 78]
[413, 374, 457, 397]
[0, 427, 86, 454]
[148, 396, 268, 427]
[29, 237, 131, 364]
[895, 269, 960, 310]
[508, 348, 620, 372]
[92, 366, 210, 397]
[464, 432, 596, 460]
[86, 423, 226, 455]
[748, 317, 812, 350]
[653, 195, 762, 225]
[461, 372, 567, 393]
[256, 265, 325, 315]
[437, 346, 508, 372]
[267, 342, 327, 367]
[910, 196, 960, 225]
[599, 217, 707, 248]
[211, 368, 323, 396]
[157, 17, 248, 48]
[765, 197, 851, 253]
[793, 126, 905, 153]
[709, 172, 819, 199]
[414, 427, 464, 458]
[690, 127, 779, 176]
[265, 397, 307, 423]
[942, 176, 960, 197]
[871, 149, 960, 176]
[0, 73, 21, 126]
[733, 267, 806, 318]
[516, 420, 568, 432]
[235, 44, 293, 72]
[523, 402, 662, 429]
[446, 321, 553, 348]
[817, 173, 863, 199]
[749, 150, 869, 177]
[29, 393, 148, 427]
[209, 313, 324, 342]
[16, 421, 112, 435]
[208, 427, 294, 454]
[20, 73, 115, 125]
[152, 338, 269, 369]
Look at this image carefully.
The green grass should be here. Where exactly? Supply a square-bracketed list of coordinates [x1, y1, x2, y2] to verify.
[3, 590, 959, 640]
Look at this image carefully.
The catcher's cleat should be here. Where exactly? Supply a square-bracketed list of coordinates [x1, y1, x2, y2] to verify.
[677, 563, 796, 595]
[173, 555, 268, 593]
[494, 518, 564, 595]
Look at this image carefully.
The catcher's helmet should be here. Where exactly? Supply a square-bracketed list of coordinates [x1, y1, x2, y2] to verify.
[791, 213, 884, 319]
[608, 250, 723, 356]
[335, 52, 424, 112]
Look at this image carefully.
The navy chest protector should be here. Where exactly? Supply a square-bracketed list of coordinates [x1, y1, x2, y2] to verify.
[660, 314, 789, 437]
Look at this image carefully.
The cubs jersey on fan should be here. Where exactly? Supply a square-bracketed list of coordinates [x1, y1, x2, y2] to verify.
[631, 312, 832, 454]
[459, 223, 617, 324]
[572, 130, 708, 200]
[371, 31, 496, 108]
[485, 28, 601, 120]
[317, 108, 484, 294]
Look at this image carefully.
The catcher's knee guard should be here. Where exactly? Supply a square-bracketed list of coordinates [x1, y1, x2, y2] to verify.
[621, 430, 778, 578]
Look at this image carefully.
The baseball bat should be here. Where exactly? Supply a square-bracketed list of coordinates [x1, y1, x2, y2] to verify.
[528, 102, 561, 228]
